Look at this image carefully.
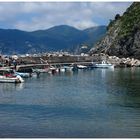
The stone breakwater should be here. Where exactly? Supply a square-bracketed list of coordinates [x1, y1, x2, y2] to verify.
[108, 56, 140, 67]
[18, 53, 140, 67]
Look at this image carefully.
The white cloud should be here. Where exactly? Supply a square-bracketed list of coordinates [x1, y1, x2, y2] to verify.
[0, 2, 132, 31]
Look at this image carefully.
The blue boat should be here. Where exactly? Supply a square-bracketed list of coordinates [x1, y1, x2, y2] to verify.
[15, 71, 31, 78]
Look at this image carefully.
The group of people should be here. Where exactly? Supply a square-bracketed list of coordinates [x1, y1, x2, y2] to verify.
[0, 55, 21, 70]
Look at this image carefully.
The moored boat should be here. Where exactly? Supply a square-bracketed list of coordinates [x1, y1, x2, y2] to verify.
[77, 65, 87, 69]
[32, 68, 49, 73]
[63, 66, 73, 72]
[48, 66, 58, 74]
[92, 60, 114, 69]
[59, 67, 65, 72]
[0, 69, 24, 83]
[15, 71, 30, 78]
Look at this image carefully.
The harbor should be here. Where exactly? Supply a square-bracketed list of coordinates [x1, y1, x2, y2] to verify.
[0, 1, 140, 138]
[0, 67, 140, 137]
[0, 53, 115, 83]
[1, 52, 140, 83]
[0, 53, 140, 137]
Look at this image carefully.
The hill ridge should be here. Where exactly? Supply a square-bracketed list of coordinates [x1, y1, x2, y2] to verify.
[0, 25, 106, 54]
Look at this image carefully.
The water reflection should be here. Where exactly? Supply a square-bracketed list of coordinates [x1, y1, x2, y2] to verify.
[0, 83, 24, 93]
[105, 68, 140, 108]
[0, 83, 23, 104]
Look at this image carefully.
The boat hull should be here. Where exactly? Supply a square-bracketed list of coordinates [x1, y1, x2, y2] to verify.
[0, 77, 23, 83]
[0, 75, 24, 83]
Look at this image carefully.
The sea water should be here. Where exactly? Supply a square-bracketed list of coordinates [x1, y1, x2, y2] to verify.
[0, 68, 140, 138]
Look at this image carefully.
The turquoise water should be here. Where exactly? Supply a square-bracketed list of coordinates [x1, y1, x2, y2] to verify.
[0, 68, 140, 138]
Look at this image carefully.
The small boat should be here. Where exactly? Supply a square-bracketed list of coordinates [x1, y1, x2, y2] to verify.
[93, 60, 114, 69]
[59, 67, 65, 72]
[0, 69, 24, 83]
[15, 71, 30, 78]
[64, 66, 73, 72]
[66, 66, 73, 72]
[77, 65, 87, 69]
[32, 68, 49, 73]
[48, 66, 58, 74]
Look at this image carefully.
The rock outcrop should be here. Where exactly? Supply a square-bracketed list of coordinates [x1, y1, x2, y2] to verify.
[90, 2, 140, 60]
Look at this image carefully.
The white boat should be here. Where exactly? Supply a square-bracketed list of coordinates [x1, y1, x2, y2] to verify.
[63, 66, 73, 72]
[32, 68, 49, 73]
[48, 66, 58, 74]
[66, 66, 73, 72]
[77, 65, 87, 69]
[93, 60, 114, 69]
[0, 69, 24, 83]
[59, 66, 74, 73]
[59, 67, 65, 72]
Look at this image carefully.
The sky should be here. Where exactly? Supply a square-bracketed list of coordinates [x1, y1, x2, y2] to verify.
[0, 2, 132, 31]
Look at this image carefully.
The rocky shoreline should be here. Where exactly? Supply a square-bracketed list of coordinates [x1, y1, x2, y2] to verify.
[91, 53, 140, 67]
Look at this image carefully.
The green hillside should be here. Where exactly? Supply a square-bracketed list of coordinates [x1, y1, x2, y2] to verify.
[90, 2, 140, 59]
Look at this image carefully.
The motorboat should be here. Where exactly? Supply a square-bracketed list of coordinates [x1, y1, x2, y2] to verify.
[59, 67, 65, 72]
[93, 60, 114, 69]
[15, 71, 31, 78]
[63, 66, 73, 72]
[0, 69, 24, 83]
[77, 65, 87, 69]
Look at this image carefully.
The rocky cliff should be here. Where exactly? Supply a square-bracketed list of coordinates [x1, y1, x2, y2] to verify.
[90, 2, 140, 59]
